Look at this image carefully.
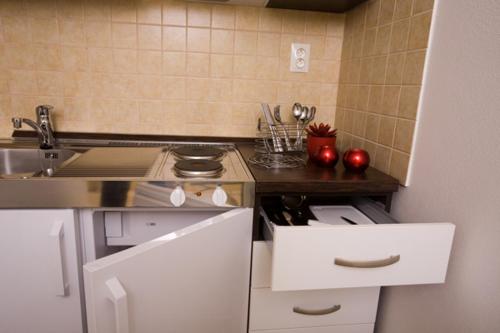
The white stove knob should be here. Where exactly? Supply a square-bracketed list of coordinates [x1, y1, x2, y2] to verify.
[212, 186, 228, 206]
[170, 186, 186, 207]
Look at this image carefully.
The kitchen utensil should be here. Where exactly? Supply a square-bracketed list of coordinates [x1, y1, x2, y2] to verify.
[260, 103, 283, 152]
[274, 105, 292, 150]
[341, 216, 358, 225]
[295, 106, 309, 150]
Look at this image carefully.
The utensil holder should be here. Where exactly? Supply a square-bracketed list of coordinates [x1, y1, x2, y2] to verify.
[256, 122, 306, 154]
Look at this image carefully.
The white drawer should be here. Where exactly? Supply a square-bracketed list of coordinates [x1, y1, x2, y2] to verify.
[261, 203, 455, 291]
[250, 324, 374, 333]
[249, 287, 379, 331]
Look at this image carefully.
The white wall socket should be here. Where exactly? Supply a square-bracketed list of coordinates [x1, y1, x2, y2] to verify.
[290, 43, 311, 73]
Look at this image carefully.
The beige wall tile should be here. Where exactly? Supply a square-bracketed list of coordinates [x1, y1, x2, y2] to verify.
[394, 0, 412, 19]
[33, 45, 62, 70]
[379, 0, 395, 25]
[371, 55, 387, 84]
[210, 54, 233, 78]
[8, 70, 37, 94]
[257, 32, 280, 57]
[162, 51, 185, 75]
[365, 0, 381, 28]
[37, 71, 63, 96]
[362, 27, 377, 56]
[394, 118, 415, 152]
[381, 86, 400, 115]
[413, 0, 434, 14]
[61, 46, 88, 71]
[374, 144, 391, 173]
[359, 57, 373, 84]
[138, 25, 161, 50]
[234, 31, 257, 55]
[385, 53, 405, 84]
[57, 0, 84, 21]
[235, 6, 259, 30]
[283, 10, 306, 34]
[85, 1, 111, 22]
[86, 21, 112, 47]
[113, 49, 137, 73]
[186, 52, 209, 77]
[389, 150, 409, 183]
[408, 12, 432, 50]
[356, 85, 370, 110]
[63, 71, 90, 97]
[403, 50, 426, 84]
[368, 85, 384, 113]
[112, 23, 137, 48]
[186, 77, 210, 101]
[377, 116, 396, 145]
[374, 24, 391, 55]
[390, 18, 409, 52]
[259, 8, 282, 32]
[187, 27, 210, 52]
[305, 12, 328, 35]
[364, 114, 380, 142]
[163, 76, 185, 99]
[352, 111, 367, 137]
[26, 0, 57, 18]
[137, 75, 163, 99]
[398, 85, 420, 119]
[59, 20, 85, 45]
[325, 37, 343, 60]
[211, 5, 235, 29]
[211, 29, 234, 54]
[233, 55, 256, 79]
[3, 43, 34, 69]
[137, 50, 162, 74]
[163, 0, 186, 26]
[256, 56, 279, 80]
[327, 14, 345, 37]
[187, 3, 211, 27]
[89, 48, 113, 72]
[111, 0, 137, 23]
[163, 26, 186, 51]
[137, 0, 161, 24]
[2, 17, 32, 43]
[31, 17, 59, 43]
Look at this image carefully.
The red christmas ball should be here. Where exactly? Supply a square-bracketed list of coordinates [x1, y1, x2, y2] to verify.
[343, 148, 370, 173]
[314, 145, 339, 167]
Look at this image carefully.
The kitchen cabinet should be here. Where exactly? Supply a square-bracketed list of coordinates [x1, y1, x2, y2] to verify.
[81, 208, 253, 333]
[0, 209, 84, 333]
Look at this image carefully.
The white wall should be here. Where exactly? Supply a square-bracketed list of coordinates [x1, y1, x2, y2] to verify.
[376, 0, 500, 332]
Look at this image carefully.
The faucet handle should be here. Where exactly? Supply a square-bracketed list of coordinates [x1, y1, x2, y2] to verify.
[36, 105, 53, 124]
[12, 117, 22, 129]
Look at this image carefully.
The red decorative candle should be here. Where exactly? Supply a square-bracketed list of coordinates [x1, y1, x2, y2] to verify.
[314, 145, 339, 167]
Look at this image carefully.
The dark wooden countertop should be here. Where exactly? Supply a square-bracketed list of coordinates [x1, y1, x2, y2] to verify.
[237, 144, 400, 196]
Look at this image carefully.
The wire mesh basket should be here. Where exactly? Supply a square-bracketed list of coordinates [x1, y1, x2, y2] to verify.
[255, 122, 307, 154]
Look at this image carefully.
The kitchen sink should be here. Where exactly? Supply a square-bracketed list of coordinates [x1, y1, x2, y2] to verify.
[0, 148, 79, 177]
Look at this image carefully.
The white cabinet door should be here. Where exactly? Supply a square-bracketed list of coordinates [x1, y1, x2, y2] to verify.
[84, 208, 253, 333]
[0, 209, 84, 333]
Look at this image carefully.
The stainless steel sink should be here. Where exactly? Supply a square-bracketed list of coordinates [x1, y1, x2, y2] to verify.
[0, 148, 78, 177]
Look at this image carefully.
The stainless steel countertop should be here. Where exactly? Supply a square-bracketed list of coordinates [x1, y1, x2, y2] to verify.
[0, 139, 255, 209]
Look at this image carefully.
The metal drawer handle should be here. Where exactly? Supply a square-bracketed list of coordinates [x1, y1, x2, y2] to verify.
[293, 304, 341, 316]
[334, 255, 400, 268]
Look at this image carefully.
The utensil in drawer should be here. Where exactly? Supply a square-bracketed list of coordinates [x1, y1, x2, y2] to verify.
[260, 103, 283, 152]
[341, 216, 358, 225]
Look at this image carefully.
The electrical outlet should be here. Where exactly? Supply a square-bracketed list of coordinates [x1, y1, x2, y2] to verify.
[290, 43, 311, 73]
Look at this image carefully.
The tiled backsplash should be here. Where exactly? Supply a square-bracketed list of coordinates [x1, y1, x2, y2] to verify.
[335, 0, 433, 184]
[0, 0, 344, 138]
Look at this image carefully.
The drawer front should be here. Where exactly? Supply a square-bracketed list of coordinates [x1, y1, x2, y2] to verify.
[249, 287, 379, 331]
[249, 324, 374, 333]
[251, 241, 272, 288]
[271, 222, 455, 290]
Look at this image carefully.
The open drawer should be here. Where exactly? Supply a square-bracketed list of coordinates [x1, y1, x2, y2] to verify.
[261, 200, 455, 291]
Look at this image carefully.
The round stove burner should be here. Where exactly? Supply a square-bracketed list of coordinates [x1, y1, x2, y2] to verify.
[172, 146, 225, 161]
[174, 159, 224, 178]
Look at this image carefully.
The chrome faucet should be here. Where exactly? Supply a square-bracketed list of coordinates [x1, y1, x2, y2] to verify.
[12, 105, 56, 149]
